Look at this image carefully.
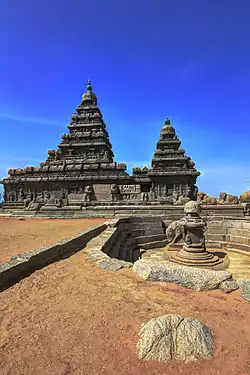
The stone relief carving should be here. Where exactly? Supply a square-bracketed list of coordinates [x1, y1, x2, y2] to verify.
[120, 185, 141, 194]
[18, 189, 25, 202]
[111, 184, 120, 202]
[83, 185, 93, 202]
[141, 192, 149, 202]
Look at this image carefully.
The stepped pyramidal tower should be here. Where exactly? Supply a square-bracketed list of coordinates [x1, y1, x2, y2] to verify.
[58, 80, 114, 165]
[150, 118, 200, 202]
[1, 81, 200, 213]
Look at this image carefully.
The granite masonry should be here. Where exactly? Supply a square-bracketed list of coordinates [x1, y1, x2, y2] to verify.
[1, 80, 250, 219]
[1, 81, 200, 215]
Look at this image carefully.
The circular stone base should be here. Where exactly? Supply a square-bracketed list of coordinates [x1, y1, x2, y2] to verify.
[170, 246, 223, 269]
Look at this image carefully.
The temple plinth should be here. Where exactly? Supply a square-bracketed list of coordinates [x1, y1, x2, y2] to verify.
[170, 201, 223, 268]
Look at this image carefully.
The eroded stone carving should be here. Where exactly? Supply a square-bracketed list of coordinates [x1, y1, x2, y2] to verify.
[218, 192, 239, 205]
[197, 192, 217, 205]
[111, 184, 120, 202]
[83, 185, 93, 202]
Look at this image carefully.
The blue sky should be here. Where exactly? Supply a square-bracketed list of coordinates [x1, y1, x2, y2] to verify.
[1, 0, 250, 197]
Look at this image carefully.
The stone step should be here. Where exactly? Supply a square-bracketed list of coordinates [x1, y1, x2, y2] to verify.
[139, 239, 169, 250]
[135, 234, 167, 245]
[129, 229, 145, 238]
[124, 223, 164, 231]
[128, 217, 165, 223]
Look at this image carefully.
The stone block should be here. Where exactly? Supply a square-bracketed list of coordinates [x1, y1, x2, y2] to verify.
[229, 235, 249, 245]
[228, 228, 250, 237]
[133, 259, 236, 292]
[224, 221, 243, 229]
[242, 222, 250, 230]
[206, 221, 224, 228]
[205, 234, 227, 242]
[206, 227, 228, 234]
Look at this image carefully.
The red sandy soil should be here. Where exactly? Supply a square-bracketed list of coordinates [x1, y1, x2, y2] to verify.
[0, 217, 106, 262]
[0, 248, 250, 375]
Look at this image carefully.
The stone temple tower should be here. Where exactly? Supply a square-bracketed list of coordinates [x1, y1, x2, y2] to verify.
[149, 118, 200, 201]
[58, 80, 115, 164]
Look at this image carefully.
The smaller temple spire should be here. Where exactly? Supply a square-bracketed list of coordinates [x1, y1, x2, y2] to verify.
[86, 80, 92, 92]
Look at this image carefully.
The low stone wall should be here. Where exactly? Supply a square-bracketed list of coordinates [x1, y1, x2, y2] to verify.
[206, 217, 250, 252]
[0, 223, 107, 291]
[0, 203, 246, 219]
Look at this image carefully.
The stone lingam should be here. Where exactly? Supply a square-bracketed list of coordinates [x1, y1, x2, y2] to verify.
[169, 201, 223, 268]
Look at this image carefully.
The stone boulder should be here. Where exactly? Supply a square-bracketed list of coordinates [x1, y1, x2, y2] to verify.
[137, 314, 214, 363]
[237, 280, 250, 302]
[133, 259, 238, 292]
[97, 258, 133, 271]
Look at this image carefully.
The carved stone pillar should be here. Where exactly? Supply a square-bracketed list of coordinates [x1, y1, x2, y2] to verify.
[170, 201, 222, 268]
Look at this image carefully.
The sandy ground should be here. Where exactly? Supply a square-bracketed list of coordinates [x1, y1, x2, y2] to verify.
[0, 247, 250, 375]
[0, 217, 106, 262]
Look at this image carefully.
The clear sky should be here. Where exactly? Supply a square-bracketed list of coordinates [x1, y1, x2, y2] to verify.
[1, 0, 250, 197]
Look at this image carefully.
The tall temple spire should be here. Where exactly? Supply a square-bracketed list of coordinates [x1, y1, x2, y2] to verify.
[81, 79, 97, 105]
[86, 80, 92, 92]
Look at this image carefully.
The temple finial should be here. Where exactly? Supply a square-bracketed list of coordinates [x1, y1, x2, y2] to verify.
[86, 80, 92, 92]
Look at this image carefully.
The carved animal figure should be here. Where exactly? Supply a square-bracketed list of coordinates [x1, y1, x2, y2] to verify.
[240, 190, 250, 203]
[197, 192, 217, 205]
[165, 219, 186, 244]
[8, 169, 16, 175]
[218, 192, 239, 205]
[172, 193, 190, 205]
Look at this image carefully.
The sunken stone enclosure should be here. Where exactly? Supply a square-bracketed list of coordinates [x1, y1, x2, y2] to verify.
[1, 80, 250, 260]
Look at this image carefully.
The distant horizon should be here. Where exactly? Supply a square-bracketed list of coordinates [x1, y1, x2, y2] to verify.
[1, 0, 250, 197]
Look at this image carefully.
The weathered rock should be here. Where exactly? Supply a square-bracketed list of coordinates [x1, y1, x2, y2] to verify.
[237, 280, 250, 302]
[133, 259, 236, 292]
[137, 314, 214, 363]
[97, 258, 133, 270]
[219, 279, 239, 293]
[87, 250, 110, 262]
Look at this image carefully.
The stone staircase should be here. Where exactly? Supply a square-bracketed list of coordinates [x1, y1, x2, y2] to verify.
[102, 217, 168, 263]
[123, 217, 168, 260]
